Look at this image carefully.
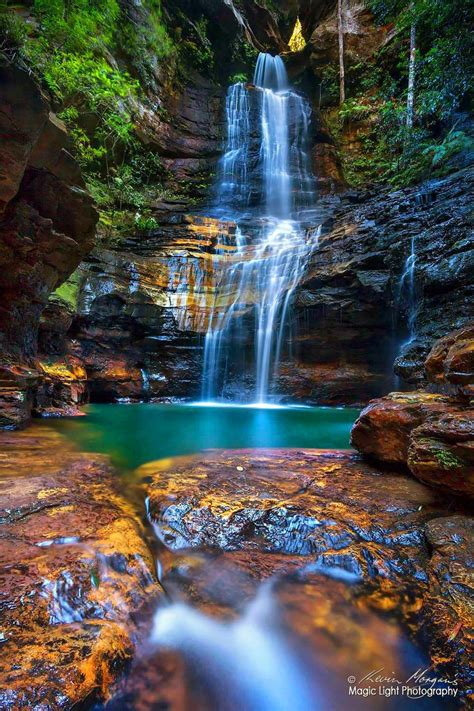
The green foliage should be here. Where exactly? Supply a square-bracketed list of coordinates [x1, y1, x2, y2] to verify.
[319, 64, 340, 105]
[369, 0, 472, 121]
[87, 143, 166, 210]
[134, 214, 159, 231]
[228, 31, 258, 84]
[338, 98, 374, 123]
[0, 7, 27, 62]
[9, 1, 141, 175]
[230, 72, 248, 84]
[53, 271, 81, 309]
[324, 0, 473, 187]
[47, 55, 138, 162]
[118, 0, 176, 88]
[433, 447, 464, 470]
[422, 129, 474, 168]
[32, 0, 119, 51]
[1, 0, 179, 240]
[173, 14, 215, 77]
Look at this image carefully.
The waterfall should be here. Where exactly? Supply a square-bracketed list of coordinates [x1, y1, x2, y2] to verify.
[202, 53, 318, 403]
[398, 236, 417, 344]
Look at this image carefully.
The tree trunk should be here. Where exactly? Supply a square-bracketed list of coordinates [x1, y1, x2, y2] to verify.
[406, 20, 416, 128]
[338, 0, 345, 104]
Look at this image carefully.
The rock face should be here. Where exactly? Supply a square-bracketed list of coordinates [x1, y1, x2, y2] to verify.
[41, 166, 472, 408]
[0, 425, 161, 708]
[0, 65, 98, 360]
[1, 0, 472, 417]
[0, 64, 98, 426]
[142, 448, 473, 699]
[135, 76, 225, 189]
[291, 169, 474, 397]
[408, 411, 474, 498]
[308, 0, 389, 72]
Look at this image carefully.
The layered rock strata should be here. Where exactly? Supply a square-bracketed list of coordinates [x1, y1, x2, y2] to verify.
[44, 168, 472, 408]
[0, 64, 98, 426]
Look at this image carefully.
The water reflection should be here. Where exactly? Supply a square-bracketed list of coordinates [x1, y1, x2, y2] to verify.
[52, 403, 359, 470]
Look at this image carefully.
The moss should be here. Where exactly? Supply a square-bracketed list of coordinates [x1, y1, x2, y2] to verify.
[53, 271, 81, 309]
[433, 448, 464, 471]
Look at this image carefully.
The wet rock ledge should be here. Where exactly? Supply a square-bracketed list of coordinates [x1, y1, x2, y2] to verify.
[143, 448, 473, 700]
[0, 427, 161, 709]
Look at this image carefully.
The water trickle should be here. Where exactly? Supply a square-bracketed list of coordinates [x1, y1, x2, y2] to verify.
[398, 236, 417, 344]
[140, 367, 151, 394]
[202, 53, 319, 403]
[151, 584, 317, 711]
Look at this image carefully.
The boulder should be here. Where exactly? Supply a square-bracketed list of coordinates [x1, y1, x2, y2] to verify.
[408, 410, 474, 499]
[350, 392, 453, 464]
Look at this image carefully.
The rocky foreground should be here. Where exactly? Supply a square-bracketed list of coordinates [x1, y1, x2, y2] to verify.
[143, 449, 473, 696]
[0, 426, 162, 709]
[0, 424, 472, 708]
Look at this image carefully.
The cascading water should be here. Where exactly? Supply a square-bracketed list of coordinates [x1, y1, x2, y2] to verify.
[202, 53, 319, 403]
[398, 236, 417, 345]
[151, 584, 318, 710]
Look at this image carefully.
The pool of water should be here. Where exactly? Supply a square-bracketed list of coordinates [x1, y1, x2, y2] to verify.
[51, 403, 359, 470]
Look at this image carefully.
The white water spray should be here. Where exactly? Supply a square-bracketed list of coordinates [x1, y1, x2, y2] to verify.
[398, 236, 417, 344]
[151, 584, 317, 711]
[202, 53, 319, 403]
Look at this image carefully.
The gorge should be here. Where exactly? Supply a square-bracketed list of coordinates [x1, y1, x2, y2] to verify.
[0, 0, 473, 709]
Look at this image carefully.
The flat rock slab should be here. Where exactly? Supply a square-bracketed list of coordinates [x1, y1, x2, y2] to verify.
[0, 425, 161, 709]
[144, 448, 445, 561]
[143, 448, 473, 699]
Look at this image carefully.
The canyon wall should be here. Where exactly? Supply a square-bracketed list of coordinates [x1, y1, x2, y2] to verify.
[0, 0, 472, 423]
[40, 166, 470, 408]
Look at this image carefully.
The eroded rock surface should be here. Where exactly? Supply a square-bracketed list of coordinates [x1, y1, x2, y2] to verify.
[351, 390, 474, 499]
[0, 64, 98, 427]
[408, 411, 474, 498]
[141, 448, 472, 699]
[351, 392, 455, 464]
[0, 426, 161, 708]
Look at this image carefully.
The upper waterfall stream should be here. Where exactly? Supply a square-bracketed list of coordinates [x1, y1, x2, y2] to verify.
[201, 53, 319, 403]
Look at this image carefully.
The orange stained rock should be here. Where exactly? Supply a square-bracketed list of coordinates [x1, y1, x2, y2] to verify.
[38, 356, 87, 381]
[142, 448, 472, 696]
[0, 424, 162, 709]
